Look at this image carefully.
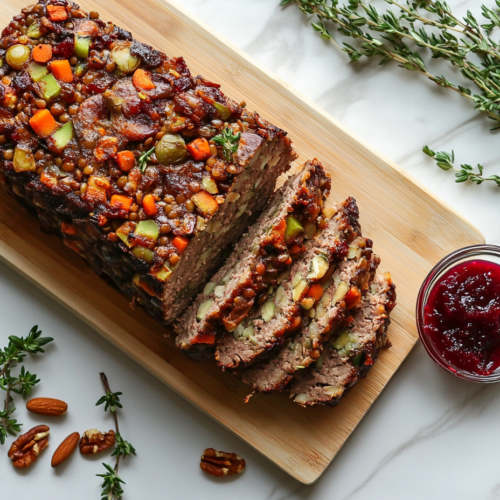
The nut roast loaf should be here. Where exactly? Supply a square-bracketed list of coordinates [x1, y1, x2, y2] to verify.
[0, 0, 397, 408]
[0, 0, 296, 325]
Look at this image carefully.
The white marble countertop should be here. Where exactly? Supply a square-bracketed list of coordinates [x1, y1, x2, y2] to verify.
[3, 0, 500, 498]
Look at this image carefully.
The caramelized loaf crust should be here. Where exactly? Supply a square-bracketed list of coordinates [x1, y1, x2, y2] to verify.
[0, 0, 296, 324]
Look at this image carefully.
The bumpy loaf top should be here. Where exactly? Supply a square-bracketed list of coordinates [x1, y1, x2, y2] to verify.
[0, 0, 290, 280]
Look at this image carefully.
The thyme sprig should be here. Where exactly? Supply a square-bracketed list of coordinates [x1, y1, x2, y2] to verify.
[212, 127, 241, 162]
[138, 146, 155, 173]
[423, 145, 500, 185]
[96, 373, 136, 500]
[0, 326, 53, 445]
[283, 0, 500, 128]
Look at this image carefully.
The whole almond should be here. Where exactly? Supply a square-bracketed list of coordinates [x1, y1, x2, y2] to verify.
[51, 432, 80, 468]
[26, 397, 68, 416]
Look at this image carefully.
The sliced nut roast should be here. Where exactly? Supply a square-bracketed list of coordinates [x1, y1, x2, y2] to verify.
[79, 429, 115, 455]
[51, 432, 80, 468]
[8, 425, 50, 468]
[200, 448, 246, 477]
[26, 397, 68, 416]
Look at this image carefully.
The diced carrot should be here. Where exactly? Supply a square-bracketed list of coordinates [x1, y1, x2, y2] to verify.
[286, 314, 302, 334]
[47, 5, 68, 22]
[29, 109, 58, 138]
[172, 236, 188, 254]
[116, 150, 135, 172]
[143, 194, 157, 216]
[192, 191, 219, 216]
[49, 59, 73, 83]
[110, 194, 133, 212]
[187, 138, 211, 161]
[61, 222, 77, 235]
[32, 44, 53, 63]
[193, 332, 216, 345]
[307, 283, 324, 301]
[132, 69, 156, 90]
[345, 286, 362, 310]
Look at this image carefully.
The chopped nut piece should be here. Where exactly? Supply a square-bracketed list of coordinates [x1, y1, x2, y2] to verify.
[79, 429, 115, 455]
[200, 448, 246, 477]
[8, 425, 50, 468]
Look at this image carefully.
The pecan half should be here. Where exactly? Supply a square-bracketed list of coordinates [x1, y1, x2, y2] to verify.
[8, 425, 50, 468]
[200, 448, 245, 477]
[79, 429, 115, 455]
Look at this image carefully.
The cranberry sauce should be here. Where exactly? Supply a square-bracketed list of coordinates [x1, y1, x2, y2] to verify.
[423, 259, 500, 376]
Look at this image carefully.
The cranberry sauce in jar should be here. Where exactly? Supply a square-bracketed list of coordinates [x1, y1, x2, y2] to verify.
[423, 259, 500, 376]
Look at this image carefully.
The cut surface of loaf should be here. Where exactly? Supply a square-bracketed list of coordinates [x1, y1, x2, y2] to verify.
[216, 197, 361, 370]
[0, 0, 296, 326]
[241, 242, 380, 393]
[290, 272, 396, 407]
[175, 159, 331, 359]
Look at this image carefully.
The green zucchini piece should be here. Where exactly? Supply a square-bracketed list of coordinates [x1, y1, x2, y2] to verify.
[134, 220, 159, 243]
[13, 147, 36, 172]
[213, 101, 231, 120]
[39, 74, 61, 101]
[27, 21, 42, 39]
[50, 121, 73, 149]
[197, 299, 214, 321]
[285, 216, 304, 242]
[74, 35, 91, 59]
[28, 61, 49, 83]
[132, 245, 154, 264]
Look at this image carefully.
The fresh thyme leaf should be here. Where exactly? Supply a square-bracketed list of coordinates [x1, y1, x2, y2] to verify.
[0, 326, 53, 445]
[423, 145, 500, 185]
[96, 373, 135, 500]
[284, 0, 500, 127]
[212, 127, 241, 162]
[138, 147, 155, 173]
[97, 463, 125, 500]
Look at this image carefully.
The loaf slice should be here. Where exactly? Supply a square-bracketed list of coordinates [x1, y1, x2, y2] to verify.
[0, 0, 296, 327]
[290, 272, 396, 407]
[175, 160, 331, 359]
[216, 197, 361, 370]
[241, 246, 379, 393]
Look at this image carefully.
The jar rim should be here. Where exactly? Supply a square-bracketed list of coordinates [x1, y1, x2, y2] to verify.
[416, 244, 500, 383]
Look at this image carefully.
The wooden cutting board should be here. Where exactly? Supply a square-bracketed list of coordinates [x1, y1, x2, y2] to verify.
[0, 0, 484, 484]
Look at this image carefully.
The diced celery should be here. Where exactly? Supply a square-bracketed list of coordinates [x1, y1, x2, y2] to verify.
[75, 62, 87, 78]
[203, 282, 216, 296]
[285, 216, 304, 242]
[307, 253, 329, 280]
[155, 264, 172, 282]
[13, 147, 36, 172]
[116, 222, 136, 248]
[134, 220, 159, 243]
[50, 121, 73, 149]
[331, 282, 348, 305]
[74, 34, 91, 59]
[27, 21, 42, 39]
[111, 44, 140, 74]
[292, 279, 308, 302]
[332, 331, 350, 350]
[213, 101, 232, 120]
[39, 74, 61, 101]
[261, 301, 275, 322]
[202, 176, 218, 194]
[196, 299, 214, 321]
[28, 61, 49, 82]
[132, 245, 154, 264]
